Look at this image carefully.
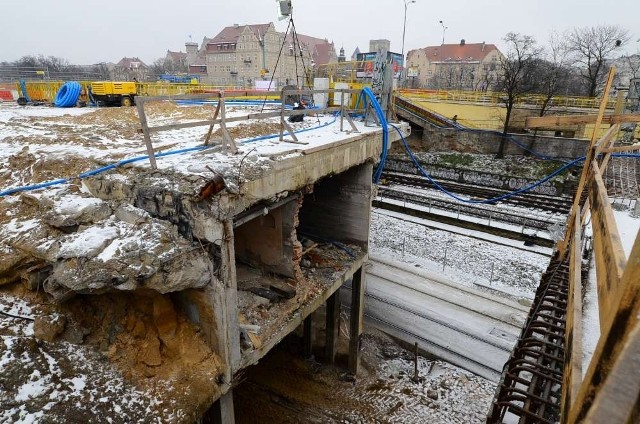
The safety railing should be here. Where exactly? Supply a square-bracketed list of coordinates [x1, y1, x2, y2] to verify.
[136, 88, 367, 169]
[397, 89, 617, 110]
[558, 125, 639, 423]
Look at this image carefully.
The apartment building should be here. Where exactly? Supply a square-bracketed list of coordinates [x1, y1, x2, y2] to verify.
[186, 22, 337, 87]
[407, 40, 504, 90]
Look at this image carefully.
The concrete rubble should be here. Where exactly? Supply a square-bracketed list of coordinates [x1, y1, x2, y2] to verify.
[0, 187, 215, 300]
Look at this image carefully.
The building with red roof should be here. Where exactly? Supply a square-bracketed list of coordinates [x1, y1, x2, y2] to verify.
[406, 40, 504, 90]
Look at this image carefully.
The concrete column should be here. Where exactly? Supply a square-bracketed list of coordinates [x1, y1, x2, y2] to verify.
[220, 220, 241, 375]
[206, 390, 235, 424]
[303, 315, 313, 358]
[348, 266, 365, 374]
[325, 290, 341, 364]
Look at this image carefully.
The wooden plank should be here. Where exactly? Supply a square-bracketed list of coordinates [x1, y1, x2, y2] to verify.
[281, 119, 299, 143]
[589, 161, 627, 329]
[602, 144, 640, 153]
[584, 321, 640, 423]
[561, 210, 584, 423]
[218, 97, 238, 154]
[567, 232, 640, 423]
[238, 314, 262, 349]
[558, 68, 617, 258]
[596, 124, 621, 172]
[203, 100, 221, 146]
[135, 101, 158, 170]
[525, 113, 640, 128]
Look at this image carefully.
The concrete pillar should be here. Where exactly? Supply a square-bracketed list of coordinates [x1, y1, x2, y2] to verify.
[206, 390, 235, 424]
[348, 266, 365, 374]
[303, 315, 313, 358]
[325, 290, 341, 364]
[220, 220, 242, 375]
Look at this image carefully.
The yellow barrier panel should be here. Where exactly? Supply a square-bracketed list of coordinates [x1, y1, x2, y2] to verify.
[15, 81, 281, 103]
[396, 89, 616, 110]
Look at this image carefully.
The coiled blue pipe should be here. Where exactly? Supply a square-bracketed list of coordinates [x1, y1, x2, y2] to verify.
[54, 82, 82, 108]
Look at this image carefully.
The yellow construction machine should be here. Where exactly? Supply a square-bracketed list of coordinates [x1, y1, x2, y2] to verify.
[90, 81, 137, 106]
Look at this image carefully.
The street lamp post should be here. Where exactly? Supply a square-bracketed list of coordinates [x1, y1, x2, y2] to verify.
[401, 0, 416, 61]
[439, 20, 448, 45]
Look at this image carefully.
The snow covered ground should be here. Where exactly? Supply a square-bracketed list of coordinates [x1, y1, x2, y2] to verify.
[370, 209, 550, 301]
[0, 292, 169, 423]
[0, 102, 390, 195]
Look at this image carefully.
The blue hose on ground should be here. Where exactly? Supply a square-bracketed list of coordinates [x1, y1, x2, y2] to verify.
[54, 82, 82, 108]
[389, 123, 640, 204]
[0, 116, 338, 197]
[0, 179, 69, 197]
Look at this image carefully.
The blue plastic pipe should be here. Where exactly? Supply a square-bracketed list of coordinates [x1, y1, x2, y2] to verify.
[54, 82, 81, 108]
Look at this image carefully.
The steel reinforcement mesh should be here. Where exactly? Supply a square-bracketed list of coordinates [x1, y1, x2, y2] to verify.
[487, 253, 569, 423]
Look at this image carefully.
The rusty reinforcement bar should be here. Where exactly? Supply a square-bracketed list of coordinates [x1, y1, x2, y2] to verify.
[487, 253, 569, 423]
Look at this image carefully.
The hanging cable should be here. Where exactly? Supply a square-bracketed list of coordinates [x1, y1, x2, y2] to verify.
[387, 122, 633, 204]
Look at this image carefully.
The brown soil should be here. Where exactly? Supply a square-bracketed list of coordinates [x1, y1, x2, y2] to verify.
[214, 120, 281, 140]
[0, 282, 223, 422]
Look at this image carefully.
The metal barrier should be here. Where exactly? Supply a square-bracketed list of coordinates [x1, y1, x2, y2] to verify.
[397, 89, 616, 110]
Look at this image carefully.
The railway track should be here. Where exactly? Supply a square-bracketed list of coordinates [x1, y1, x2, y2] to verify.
[381, 171, 573, 215]
[377, 186, 559, 232]
[342, 256, 528, 381]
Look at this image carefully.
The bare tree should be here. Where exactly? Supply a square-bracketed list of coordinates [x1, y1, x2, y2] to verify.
[566, 25, 630, 97]
[495, 32, 542, 158]
[623, 54, 640, 80]
[536, 32, 572, 117]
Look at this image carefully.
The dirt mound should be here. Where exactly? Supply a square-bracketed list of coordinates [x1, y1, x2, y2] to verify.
[0, 283, 222, 423]
[215, 120, 282, 140]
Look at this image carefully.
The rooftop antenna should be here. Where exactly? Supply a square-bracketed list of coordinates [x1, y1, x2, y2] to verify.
[278, 0, 292, 20]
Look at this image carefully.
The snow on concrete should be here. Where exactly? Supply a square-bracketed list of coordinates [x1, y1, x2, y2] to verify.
[57, 225, 119, 258]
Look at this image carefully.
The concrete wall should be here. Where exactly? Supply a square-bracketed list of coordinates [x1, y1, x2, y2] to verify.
[298, 163, 373, 248]
[419, 124, 590, 159]
[234, 199, 300, 278]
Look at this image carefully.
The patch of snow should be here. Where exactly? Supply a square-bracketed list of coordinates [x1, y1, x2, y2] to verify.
[52, 195, 105, 216]
[370, 211, 549, 300]
[58, 225, 119, 258]
[3, 218, 40, 235]
[15, 371, 49, 402]
[611, 207, 640, 257]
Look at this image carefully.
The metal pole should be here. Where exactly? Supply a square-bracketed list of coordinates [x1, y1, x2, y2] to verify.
[413, 342, 419, 382]
[401, 1, 416, 67]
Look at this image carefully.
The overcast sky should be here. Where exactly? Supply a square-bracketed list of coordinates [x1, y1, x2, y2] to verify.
[1, 0, 638, 65]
